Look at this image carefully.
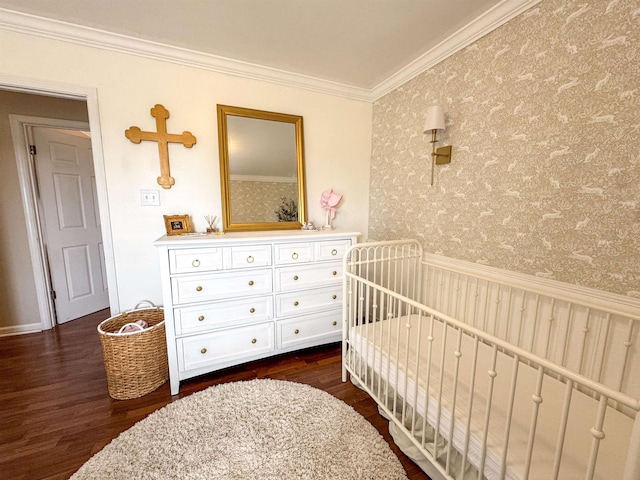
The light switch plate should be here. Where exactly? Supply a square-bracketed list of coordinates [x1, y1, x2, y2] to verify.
[140, 189, 160, 206]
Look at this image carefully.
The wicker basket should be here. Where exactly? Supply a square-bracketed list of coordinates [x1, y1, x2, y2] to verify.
[98, 301, 168, 400]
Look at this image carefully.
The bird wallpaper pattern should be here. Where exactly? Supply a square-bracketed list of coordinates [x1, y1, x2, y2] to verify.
[368, 0, 639, 297]
[230, 180, 298, 223]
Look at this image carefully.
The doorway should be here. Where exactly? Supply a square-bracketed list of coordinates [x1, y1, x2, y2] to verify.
[30, 125, 110, 323]
[3, 76, 119, 331]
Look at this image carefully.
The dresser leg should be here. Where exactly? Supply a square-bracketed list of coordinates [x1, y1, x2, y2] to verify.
[170, 377, 180, 395]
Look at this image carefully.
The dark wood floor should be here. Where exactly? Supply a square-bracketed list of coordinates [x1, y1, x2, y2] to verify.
[0, 309, 430, 480]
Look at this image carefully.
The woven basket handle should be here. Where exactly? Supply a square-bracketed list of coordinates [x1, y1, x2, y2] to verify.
[132, 300, 157, 311]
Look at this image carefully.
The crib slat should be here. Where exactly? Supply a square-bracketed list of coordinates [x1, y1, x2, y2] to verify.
[504, 287, 514, 343]
[460, 336, 480, 480]
[454, 273, 462, 320]
[585, 396, 608, 480]
[552, 379, 574, 479]
[618, 319, 635, 393]
[410, 312, 425, 441]
[433, 320, 449, 463]
[523, 366, 545, 480]
[595, 314, 611, 384]
[493, 285, 501, 338]
[560, 304, 575, 368]
[499, 354, 520, 480]
[445, 327, 464, 475]
[400, 308, 412, 428]
[516, 292, 527, 349]
[421, 315, 436, 450]
[578, 308, 592, 377]
[478, 345, 499, 480]
[482, 281, 491, 333]
[529, 294, 541, 353]
[544, 298, 556, 359]
[473, 278, 481, 330]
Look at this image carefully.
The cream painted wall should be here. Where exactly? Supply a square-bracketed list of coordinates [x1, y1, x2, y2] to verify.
[0, 30, 372, 327]
[0, 91, 89, 330]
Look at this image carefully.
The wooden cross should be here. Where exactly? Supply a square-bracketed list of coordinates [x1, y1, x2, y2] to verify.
[125, 104, 196, 189]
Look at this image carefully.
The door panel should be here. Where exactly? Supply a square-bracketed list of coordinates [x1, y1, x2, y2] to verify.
[33, 127, 109, 323]
[54, 173, 85, 229]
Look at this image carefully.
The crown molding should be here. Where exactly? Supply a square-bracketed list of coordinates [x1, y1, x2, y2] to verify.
[0, 2, 540, 103]
[0, 8, 373, 102]
[370, 0, 542, 101]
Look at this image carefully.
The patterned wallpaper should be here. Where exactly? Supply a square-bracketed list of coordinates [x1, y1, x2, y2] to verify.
[231, 180, 298, 223]
[369, 0, 639, 297]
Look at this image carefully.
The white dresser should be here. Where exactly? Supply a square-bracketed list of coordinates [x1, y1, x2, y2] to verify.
[155, 229, 359, 394]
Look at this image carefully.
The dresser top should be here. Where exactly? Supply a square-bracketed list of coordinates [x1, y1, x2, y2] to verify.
[154, 228, 361, 247]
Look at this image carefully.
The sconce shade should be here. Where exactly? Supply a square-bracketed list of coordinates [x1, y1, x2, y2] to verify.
[423, 105, 445, 132]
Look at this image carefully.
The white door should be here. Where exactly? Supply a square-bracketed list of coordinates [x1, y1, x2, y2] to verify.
[32, 127, 109, 323]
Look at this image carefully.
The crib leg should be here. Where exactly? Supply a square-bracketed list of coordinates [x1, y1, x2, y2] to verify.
[342, 338, 348, 382]
[623, 412, 640, 480]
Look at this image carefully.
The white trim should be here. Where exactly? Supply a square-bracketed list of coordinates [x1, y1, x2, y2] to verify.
[2, 74, 120, 330]
[422, 252, 640, 321]
[0, 2, 540, 103]
[0, 323, 42, 337]
[371, 0, 542, 100]
[9, 115, 90, 330]
[0, 8, 371, 102]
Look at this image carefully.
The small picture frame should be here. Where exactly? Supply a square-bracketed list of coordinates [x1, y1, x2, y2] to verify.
[163, 214, 193, 236]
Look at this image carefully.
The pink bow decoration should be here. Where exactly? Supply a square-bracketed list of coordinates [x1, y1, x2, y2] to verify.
[320, 189, 343, 220]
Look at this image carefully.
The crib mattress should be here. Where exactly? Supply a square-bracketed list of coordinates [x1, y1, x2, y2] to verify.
[348, 314, 633, 480]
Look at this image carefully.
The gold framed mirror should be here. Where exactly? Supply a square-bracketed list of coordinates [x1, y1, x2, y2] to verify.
[217, 104, 307, 232]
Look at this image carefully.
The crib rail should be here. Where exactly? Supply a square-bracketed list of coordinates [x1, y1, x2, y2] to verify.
[342, 240, 640, 480]
[422, 253, 640, 401]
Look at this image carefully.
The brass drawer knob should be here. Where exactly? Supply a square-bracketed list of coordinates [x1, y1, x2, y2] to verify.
[332, 295, 337, 300]
[251, 338, 257, 344]
[247, 255, 254, 263]
[196, 286, 203, 292]
[250, 307, 255, 313]
[332, 271, 337, 276]
[292, 252, 298, 259]
[294, 329, 300, 334]
[248, 280, 254, 286]
[333, 321, 337, 326]
[331, 249, 338, 255]
[293, 275, 299, 281]
[201, 348, 207, 354]
[198, 315, 205, 322]
[294, 301, 299, 306]
[192, 259, 201, 267]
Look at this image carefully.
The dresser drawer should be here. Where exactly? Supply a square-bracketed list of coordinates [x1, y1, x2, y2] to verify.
[274, 242, 313, 265]
[177, 322, 275, 372]
[315, 239, 352, 261]
[227, 244, 271, 269]
[275, 262, 342, 292]
[169, 248, 223, 274]
[276, 285, 342, 317]
[174, 295, 273, 335]
[171, 268, 273, 304]
[278, 311, 342, 349]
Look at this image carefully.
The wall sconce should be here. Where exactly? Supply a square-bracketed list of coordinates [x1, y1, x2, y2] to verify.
[423, 105, 452, 185]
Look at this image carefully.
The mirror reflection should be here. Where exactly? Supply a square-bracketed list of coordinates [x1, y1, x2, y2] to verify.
[217, 105, 306, 232]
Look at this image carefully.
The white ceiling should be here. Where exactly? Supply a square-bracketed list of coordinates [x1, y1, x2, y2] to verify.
[0, 0, 538, 100]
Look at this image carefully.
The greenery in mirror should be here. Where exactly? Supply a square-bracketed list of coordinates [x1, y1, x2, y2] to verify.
[275, 197, 298, 222]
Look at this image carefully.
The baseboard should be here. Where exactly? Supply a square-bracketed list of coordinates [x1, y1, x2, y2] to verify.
[0, 323, 42, 337]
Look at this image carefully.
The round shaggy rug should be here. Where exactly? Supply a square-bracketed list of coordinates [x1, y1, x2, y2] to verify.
[72, 379, 408, 479]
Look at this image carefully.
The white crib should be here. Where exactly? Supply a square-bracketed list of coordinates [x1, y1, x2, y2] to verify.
[342, 240, 640, 480]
